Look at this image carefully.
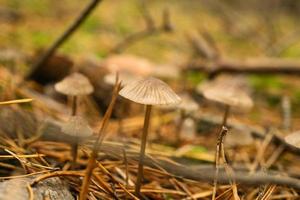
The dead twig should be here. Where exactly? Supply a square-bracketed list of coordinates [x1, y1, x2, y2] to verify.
[27, 0, 102, 79]
[79, 79, 121, 200]
[186, 57, 300, 78]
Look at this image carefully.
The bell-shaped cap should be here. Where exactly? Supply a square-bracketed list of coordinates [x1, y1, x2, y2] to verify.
[285, 131, 300, 149]
[198, 81, 253, 110]
[61, 116, 93, 138]
[55, 73, 94, 96]
[119, 77, 181, 105]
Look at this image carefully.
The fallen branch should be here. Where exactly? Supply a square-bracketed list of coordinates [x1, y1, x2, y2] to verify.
[186, 57, 300, 77]
[3, 107, 300, 190]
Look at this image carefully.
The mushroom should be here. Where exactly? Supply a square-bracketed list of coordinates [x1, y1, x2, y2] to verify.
[55, 72, 94, 116]
[55, 72, 93, 167]
[198, 77, 253, 200]
[61, 116, 93, 167]
[285, 131, 300, 149]
[119, 77, 181, 195]
[103, 72, 140, 87]
[175, 94, 199, 144]
[199, 80, 253, 127]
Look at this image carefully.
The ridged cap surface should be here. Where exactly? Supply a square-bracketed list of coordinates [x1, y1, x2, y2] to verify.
[119, 77, 181, 105]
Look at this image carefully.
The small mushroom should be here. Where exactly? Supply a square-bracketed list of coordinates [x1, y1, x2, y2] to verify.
[199, 80, 253, 127]
[104, 72, 140, 87]
[175, 94, 199, 144]
[61, 116, 93, 167]
[198, 77, 253, 200]
[119, 77, 181, 195]
[55, 73, 93, 167]
[55, 72, 94, 116]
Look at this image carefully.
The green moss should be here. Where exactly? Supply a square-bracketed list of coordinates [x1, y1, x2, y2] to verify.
[249, 75, 285, 92]
[185, 71, 207, 86]
[31, 31, 52, 48]
[82, 17, 102, 33]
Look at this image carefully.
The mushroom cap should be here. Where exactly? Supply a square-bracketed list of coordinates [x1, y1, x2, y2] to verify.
[178, 94, 199, 113]
[199, 82, 253, 109]
[103, 54, 153, 76]
[54, 73, 94, 96]
[285, 131, 300, 149]
[119, 77, 181, 105]
[61, 116, 93, 138]
[104, 72, 140, 86]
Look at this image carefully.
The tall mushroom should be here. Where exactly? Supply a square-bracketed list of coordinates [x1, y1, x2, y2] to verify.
[119, 77, 181, 196]
[54, 72, 94, 116]
[176, 94, 199, 144]
[198, 78, 253, 200]
[54, 72, 94, 166]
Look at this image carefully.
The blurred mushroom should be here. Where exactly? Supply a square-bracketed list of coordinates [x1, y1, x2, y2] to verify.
[55, 72, 94, 116]
[103, 54, 180, 79]
[61, 116, 93, 167]
[198, 76, 253, 200]
[103, 72, 140, 87]
[198, 79, 253, 127]
[104, 72, 141, 134]
[103, 54, 153, 76]
[175, 94, 199, 144]
[119, 77, 181, 196]
[180, 118, 196, 141]
[285, 131, 300, 149]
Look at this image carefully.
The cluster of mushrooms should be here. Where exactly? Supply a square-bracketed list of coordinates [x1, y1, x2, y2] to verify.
[52, 71, 300, 198]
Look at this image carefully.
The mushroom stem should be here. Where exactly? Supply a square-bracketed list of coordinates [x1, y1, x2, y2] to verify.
[135, 104, 152, 196]
[71, 96, 78, 116]
[71, 96, 78, 168]
[176, 110, 185, 145]
[71, 143, 78, 168]
[222, 104, 230, 127]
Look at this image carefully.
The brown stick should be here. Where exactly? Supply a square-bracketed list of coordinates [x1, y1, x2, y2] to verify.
[79, 80, 121, 200]
[27, 0, 102, 79]
[186, 57, 300, 77]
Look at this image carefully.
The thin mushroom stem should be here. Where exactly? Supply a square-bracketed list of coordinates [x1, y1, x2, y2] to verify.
[222, 104, 230, 127]
[135, 104, 152, 196]
[71, 96, 78, 116]
[71, 95, 78, 168]
[176, 110, 185, 145]
[71, 142, 78, 169]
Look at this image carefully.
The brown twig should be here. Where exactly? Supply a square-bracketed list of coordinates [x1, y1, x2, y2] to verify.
[109, 3, 172, 54]
[186, 57, 300, 78]
[27, 0, 102, 79]
[79, 80, 121, 200]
